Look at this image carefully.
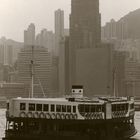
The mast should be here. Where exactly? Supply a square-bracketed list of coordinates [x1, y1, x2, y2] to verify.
[31, 45, 34, 98]
[113, 68, 116, 97]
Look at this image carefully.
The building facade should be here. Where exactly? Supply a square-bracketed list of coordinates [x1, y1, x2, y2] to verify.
[17, 46, 51, 97]
[69, 0, 101, 93]
[55, 9, 64, 56]
[24, 23, 35, 46]
[70, 0, 101, 49]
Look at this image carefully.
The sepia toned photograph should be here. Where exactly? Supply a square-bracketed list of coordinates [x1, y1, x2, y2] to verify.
[0, 0, 140, 140]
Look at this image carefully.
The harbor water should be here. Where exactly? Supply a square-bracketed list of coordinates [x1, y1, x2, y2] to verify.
[0, 109, 140, 140]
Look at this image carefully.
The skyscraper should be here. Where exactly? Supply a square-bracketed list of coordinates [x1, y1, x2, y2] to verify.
[24, 23, 35, 46]
[17, 46, 51, 97]
[70, 0, 101, 49]
[0, 37, 21, 66]
[69, 0, 101, 89]
[36, 29, 55, 53]
[55, 9, 64, 56]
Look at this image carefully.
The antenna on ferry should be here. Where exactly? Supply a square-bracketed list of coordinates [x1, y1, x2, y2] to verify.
[113, 68, 116, 98]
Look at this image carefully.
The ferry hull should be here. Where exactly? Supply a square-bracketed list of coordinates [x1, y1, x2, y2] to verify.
[3, 117, 137, 140]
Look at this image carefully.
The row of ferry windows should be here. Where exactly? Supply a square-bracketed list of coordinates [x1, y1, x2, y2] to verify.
[20, 103, 76, 113]
[112, 104, 129, 111]
[78, 105, 104, 113]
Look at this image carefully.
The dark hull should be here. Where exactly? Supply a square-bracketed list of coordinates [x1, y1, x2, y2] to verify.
[3, 117, 137, 140]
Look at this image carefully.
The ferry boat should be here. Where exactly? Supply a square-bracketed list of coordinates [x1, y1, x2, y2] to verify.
[3, 86, 137, 140]
[2, 47, 137, 140]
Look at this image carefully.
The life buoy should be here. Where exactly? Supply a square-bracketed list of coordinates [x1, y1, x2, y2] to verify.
[96, 113, 99, 119]
[46, 113, 51, 119]
[73, 114, 78, 119]
[39, 112, 45, 118]
[85, 113, 89, 120]
[27, 112, 33, 118]
[51, 113, 56, 119]
[99, 113, 103, 119]
[34, 112, 39, 118]
[65, 114, 70, 119]
[89, 113, 93, 120]
[87, 113, 92, 120]
[19, 112, 26, 118]
[91, 113, 94, 119]
[91, 113, 95, 120]
[61, 114, 65, 119]
[97, 113, 100, 119]
[94, 113, 97, 119]
[56, 113, 61, 119]
[69, 113, 74, 119]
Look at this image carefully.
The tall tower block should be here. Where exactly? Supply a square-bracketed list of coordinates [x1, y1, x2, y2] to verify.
[69, 0, 101, 88]
[70, 0, 101, 49]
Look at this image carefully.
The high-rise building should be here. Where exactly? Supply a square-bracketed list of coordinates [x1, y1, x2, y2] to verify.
[70, 0, 101, 49]
[0, 37, 22, 66]
[17, 46, 51, 97]
[69, 0, 101, 91]
[101, 19, 117, 41]
[59, 36, 70, 95]
[36, 29, 55, 53]
[55, 9, 64, 56]
[24, 23, 35, 46]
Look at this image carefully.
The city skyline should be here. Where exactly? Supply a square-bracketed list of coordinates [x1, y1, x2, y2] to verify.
[0, 0, 140, 41]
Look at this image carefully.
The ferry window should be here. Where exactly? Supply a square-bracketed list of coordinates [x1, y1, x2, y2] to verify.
[102, 105, 105, 112]
[130, 103, 134, 109]
[120, 104, 125, 111]
[112, 104, 116, 111]
[73, 106, 76, 113]
[119, 105, 122, 111]
[29, 104, 35, 111]
[67, 105, 71, 113]
[85, 105, 90, 113]
[20, 103, 26, 111]
[78, 104, 85, 112]
[7, 103, 9, 110]
[125, 104, 128, 110]
[116, 105, 120, 111]
[91, 105, 96, 112]
[96, 105, 101, 112]
[43, 104, 49, 111]
[56, 105, 61, 112]
[62, 105, 66, 112]
[36, 104, 42, 111]
[51, 105, 55, 112]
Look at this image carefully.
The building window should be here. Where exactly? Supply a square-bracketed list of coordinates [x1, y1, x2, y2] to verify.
[56, 105, 61, 112]
[20, 103, 26, 111]
[51, 105, 55, 112]
[29, 104, 35, 111]
[62, 105, 66, 112]
[36, 104, 42, 111]
[43, 104, 49, 111]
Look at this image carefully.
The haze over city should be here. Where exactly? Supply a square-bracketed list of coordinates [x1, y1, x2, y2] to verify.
[0, 0, 140, 41]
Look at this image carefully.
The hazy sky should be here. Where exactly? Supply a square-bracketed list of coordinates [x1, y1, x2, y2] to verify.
[0, 0, 140, 41]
